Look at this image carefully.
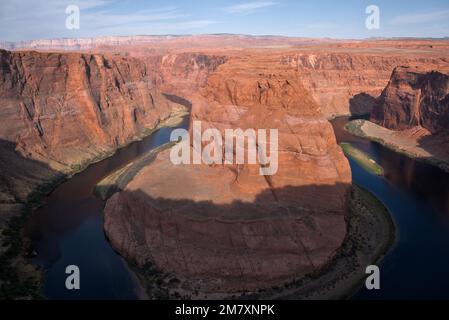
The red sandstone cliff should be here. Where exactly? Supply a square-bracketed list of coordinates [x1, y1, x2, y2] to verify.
[281, 52, 449, 118]
[371, 66, 449, 135]
[153, 49, 449, 119]
[0, 49, 178, 218]
[4, 36, 449, 119]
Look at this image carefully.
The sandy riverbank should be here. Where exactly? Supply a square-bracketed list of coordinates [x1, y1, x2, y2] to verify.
[346, 120, 449, 173]
[94, 107, 188, 201]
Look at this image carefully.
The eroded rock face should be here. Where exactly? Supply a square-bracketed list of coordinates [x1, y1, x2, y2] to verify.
[371, 66, 449, 135]
[104, 54, 352, 296]
[282, 53, 449, 118]
[5, 36, 449, 119]
[0, 49, 177, 217]
[0, 50, 177, 167]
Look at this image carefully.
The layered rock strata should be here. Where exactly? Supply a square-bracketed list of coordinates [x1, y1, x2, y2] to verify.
[0, 49, 177, 220]
[371, 66, 449, 134]
[104, 54, 352, 296]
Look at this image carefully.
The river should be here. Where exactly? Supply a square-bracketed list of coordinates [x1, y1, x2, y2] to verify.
[331, 116, 449, 299]
[25, 96, 190, 299]
[24, 112, 449, 299]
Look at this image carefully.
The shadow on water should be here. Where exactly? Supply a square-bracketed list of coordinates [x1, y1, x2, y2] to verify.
[24, 95, 191, 300]
[332, 116, 449, 299]
[0, 139, 63, 211]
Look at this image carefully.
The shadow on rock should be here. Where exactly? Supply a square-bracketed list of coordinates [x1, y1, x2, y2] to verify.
[103, 183, 351, 296]
[349, 92, 377, 117]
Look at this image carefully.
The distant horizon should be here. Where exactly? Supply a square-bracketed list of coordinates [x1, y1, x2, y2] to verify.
[1, 1, 449, 42]
[2, 33, 449, 44]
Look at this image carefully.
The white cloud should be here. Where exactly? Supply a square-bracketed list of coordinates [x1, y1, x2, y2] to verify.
[0, 0, 216, 41]
[97, 20, 217, 35]
[304, 23, 339, 31]
[224, 1, 278, 15]
[390, 9, 449, 25]
[82, 7, 192, 30]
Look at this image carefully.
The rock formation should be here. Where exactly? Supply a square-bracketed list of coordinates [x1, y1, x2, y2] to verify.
[104, 53, 352, 296]
[371, 66, 449, 135]
[360, 66, 449, 173]
[3, 36, 449, 118]
[0, 49, 177, 220]
[282, 52, 449, 118]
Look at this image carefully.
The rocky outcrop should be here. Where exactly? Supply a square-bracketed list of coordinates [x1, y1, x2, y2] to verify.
[371, 66, 449, 135]
[104, 54, 352, 297]
[157, 53, 227, 93]
[282, 53, 449, 118]
[0, 49, 178, 218]
[352, 67, 449, 173]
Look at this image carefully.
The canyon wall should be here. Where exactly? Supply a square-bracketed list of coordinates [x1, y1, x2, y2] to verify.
[4, 36, 449, 119]
[282, 52, 449, 118]
[371, 66, 449, 135]
[0, 49, 177, 219]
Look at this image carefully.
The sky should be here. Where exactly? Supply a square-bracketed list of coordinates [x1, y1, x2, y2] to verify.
[1, 0, 449, 41]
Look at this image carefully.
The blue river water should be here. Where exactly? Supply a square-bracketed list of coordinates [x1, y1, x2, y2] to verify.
[25, 111, 190, 299]
[24, 113, 449, 299]
[331, 117, 449, 299]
